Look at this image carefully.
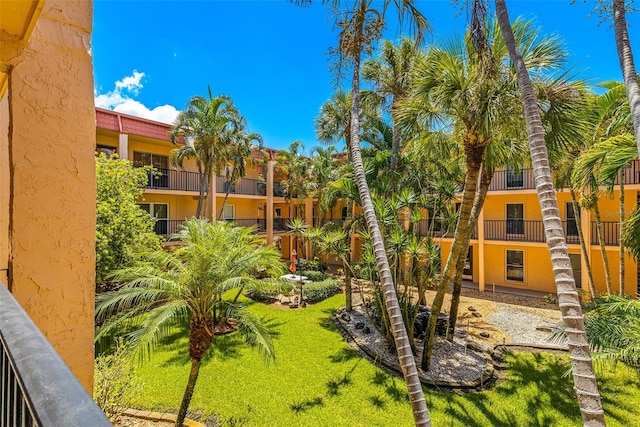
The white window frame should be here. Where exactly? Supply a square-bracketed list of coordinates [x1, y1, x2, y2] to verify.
[506, 249, 524, 282]
[222, 204, 235, 220]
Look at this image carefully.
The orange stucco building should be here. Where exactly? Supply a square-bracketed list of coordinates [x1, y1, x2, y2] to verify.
[95, 109, 640, 298]
[1, 0, 96, 392]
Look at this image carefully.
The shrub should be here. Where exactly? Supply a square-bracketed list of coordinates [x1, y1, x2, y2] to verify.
[297, 270, 326, 282]
[303, 279, 342, 303]
[94, 340, 143, 423]
[246, 287, 280, 302]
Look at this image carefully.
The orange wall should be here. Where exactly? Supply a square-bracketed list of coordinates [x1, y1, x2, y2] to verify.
[4, 0, 96, 392]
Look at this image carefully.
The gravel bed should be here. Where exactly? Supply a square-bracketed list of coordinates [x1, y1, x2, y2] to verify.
[488, 305, 564, 346]
[340, 307, 489, 385]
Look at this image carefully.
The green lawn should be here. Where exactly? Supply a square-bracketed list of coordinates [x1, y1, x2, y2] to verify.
[130, 294, 640, 426]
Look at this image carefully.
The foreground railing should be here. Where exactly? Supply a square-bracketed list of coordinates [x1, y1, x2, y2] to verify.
[0, 285, 111, 427]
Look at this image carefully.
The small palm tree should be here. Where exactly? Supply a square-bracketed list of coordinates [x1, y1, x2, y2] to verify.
[95, 219, 285, 427]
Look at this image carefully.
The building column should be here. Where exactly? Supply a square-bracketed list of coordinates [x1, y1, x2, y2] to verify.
[5, 0, 96, 392]
[118, 133, 129, 160]
[208, 175, 217, 222]
[266, 160, 274, 245]
[478, 208, 486, 292]
[304, 198, 313, 259]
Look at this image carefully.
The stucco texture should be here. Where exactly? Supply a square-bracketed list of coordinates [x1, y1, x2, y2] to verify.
[7, 0, 96, 392]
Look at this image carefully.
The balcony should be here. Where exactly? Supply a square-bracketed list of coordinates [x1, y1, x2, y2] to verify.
[489, 160, 640, 191]
[216, 178, 267, 196]
[591, 222, 620, 246]
[0, 285, 111, 426]
[484, 220, 581, 244]
[274, 181, 285, 197]
[313, 218, 345, 228]
[414, 219, 478, 239]
[140, 167, 200, 192]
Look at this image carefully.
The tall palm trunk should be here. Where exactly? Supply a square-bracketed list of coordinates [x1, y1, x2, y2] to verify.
[447, 167, 493, 340]
[570, 188, 597, 299]
[390, 107, 401, 172]
[613, 0, 640, 156]
[345, 202, 355, 312]
[196, 161, 206, 219]
[217, 175, 235, 221]
[422, 135, 484, 370]
[619, 174, 625, 295]
[495, 1, 606, 424]
[593, 202, 613, 295]
[348, 4, 430, 424]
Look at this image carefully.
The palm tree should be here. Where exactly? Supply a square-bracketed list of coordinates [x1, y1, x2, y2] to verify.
[322, 1, 432, 425]
[612, 0, 640, 157]
[217, 128, 264, 220]
[276, 140, 313, 218]
[95, 219, 285, 427]
[309, 145, 341, 225]
[170, 87, 242, 219]
[495, 0, 606, 424]
[362, 38, 419, 171]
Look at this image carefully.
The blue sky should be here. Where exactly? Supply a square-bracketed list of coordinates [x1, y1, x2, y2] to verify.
[93, 0, 638, 152]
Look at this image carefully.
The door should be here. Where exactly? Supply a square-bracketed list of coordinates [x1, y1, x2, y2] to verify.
[462, 247, 473, 280]
[569, 253, 582, 289]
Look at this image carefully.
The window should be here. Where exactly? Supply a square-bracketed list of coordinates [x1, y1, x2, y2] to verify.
[222, 205, 235, 220]
[506, 250, 524, 282]
[506, 203, 524, 235]
[274, 207, 282, 218]
[133, 152, 169, 188]
[139, 203, 168, 236]
[566, 202, 578, 237]
[506, 168, 524, 189]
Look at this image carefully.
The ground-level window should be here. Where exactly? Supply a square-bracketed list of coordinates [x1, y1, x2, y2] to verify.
[222, 205, 235, 220]
[139, 203, 168, 236]
[506, 203, 524, 235]
[506, 250, 524, 282]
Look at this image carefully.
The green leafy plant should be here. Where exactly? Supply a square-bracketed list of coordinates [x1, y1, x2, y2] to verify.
[94, 340, 143, 423]
[302, 279, 342, 303]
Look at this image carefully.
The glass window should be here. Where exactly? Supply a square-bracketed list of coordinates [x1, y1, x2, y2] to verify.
[138, 203, 168, 236]
[566, 202, 578, 237]
[506, 250, 524, 282]
[506, 203, 524, 235]
[506, 168, 524, 188]
[223, 205, 235, 220]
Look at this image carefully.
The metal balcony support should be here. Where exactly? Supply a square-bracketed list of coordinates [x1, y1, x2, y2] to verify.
[0, 285, 110, 427]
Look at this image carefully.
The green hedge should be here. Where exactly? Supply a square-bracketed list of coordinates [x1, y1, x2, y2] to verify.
[297, 270, 326, 282]
[303, 279, 342, 303]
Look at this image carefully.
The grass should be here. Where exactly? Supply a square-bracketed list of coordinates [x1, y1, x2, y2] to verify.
[129, 294, 640, 426]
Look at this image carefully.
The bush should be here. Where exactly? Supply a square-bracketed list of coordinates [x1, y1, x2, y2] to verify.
[297, 270, 326, 282]
[246, 281, 294, 302]
[94, 340, 143, 423]
[303, 279, 342, 303]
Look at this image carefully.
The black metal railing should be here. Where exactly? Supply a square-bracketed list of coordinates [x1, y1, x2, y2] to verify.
[0, 285, 111, 427]
[591, 221, 620, 246]
[152, 219, 186, 238]
[414, 220, 477, 239]
[230, 218, 267, 232]
[273, 217, 291, 232]
[488, 169, 536, 191]
[137, 167, 201, 192]
[273, 181, 285, 197]
[484, 220, 581, 244]
[216, 178, 267, 196]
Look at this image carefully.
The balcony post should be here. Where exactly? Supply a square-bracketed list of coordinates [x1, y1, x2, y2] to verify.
[118, 133, 129, 160]
[580, 205, 591, 291]
[266, 160, 274, 245]
[478, 208, 486, 292]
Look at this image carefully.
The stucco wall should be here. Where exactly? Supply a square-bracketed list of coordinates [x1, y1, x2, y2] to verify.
[7, 0, 95, 392]
[0, 95, 9, 285]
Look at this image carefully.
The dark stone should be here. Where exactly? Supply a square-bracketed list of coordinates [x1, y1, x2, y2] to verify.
[479, 332, 490, 338]
[414, 306, 449, 337]
[468, 306, 476, 312]
[472, 311, 482, 318]
[363, 326, 371, 334]
[355, 321, 365, 330]
[340, 313, 351, 322]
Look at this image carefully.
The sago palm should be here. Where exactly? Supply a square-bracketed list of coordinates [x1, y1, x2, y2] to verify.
[95, 219, 285, 427]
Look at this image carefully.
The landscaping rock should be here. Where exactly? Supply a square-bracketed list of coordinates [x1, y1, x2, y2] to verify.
[479, 332, 490, 338]
[472, 312, 482, 318]
[414, 306, 449, 338]
[341, 313, 351, 322]
[363, 326, 371, 334]
[468, 306, 476, 312]
[355, 321, 365, 330]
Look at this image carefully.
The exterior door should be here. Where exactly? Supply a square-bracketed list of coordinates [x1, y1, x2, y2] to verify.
[569, 253, 582, 289]
[462, 247, 473, 280]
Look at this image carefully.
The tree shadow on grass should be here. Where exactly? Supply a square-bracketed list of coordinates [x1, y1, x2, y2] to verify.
[369, 371, 407, 403]
[289, 363, 358, 414]
[596, 364, 640, 424]
[328, 347, 360, 363]
[443, 353, 580, 426]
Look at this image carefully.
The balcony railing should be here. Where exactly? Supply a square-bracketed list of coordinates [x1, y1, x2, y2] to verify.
[273, 217, 291, 232]
[414, 220, 477, 239]
[484, 220, 581, 244]
[591, 221, 620, 246]
[489, 160, 640, 191]
[230, 218, 267, 232]
[216, 178, 267, 196]
[0, 284, 111, 427]
[274, 181, 285, 197]
[139, 167, 201, 192]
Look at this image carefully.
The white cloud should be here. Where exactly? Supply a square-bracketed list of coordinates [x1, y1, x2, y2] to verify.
[95, 71, 180, 125]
